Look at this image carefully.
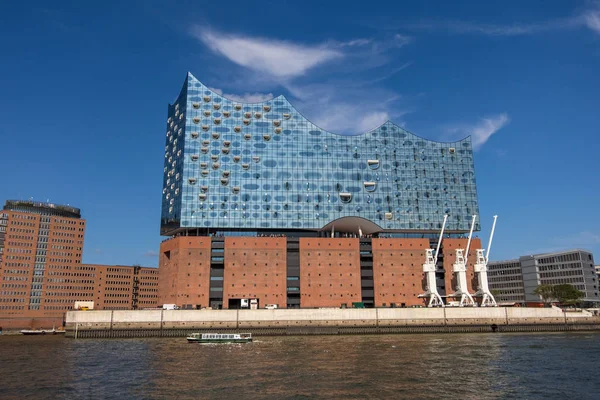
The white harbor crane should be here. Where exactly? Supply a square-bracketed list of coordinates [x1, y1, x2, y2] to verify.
[473, 215, 498, 307]
[448, 215, 476, 307]
[419, 214, 447, 307]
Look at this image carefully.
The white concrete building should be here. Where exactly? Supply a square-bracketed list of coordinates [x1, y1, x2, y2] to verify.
[489, 249, 598, 304]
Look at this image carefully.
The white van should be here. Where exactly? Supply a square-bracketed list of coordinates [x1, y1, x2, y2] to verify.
[162, 304, 179, 310]
[265, 304, 278, 310]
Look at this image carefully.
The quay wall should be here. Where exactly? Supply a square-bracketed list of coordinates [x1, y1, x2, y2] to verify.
[64, 308, 600, 338]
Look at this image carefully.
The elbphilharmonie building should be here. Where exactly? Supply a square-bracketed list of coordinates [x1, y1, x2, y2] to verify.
[158, 72, 483, 310]
[162, 72, 479, 236]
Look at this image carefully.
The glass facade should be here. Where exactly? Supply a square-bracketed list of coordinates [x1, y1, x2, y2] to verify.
[161, 73, 479, 235]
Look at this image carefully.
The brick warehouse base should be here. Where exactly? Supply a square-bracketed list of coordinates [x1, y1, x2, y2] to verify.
[158, 236, 491, 309]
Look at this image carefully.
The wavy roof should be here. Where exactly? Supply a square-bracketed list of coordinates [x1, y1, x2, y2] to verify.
[185, 72, 471, 144]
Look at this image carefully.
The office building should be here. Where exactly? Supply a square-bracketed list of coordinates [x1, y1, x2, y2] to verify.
[158, 73, 485, 309]
[0, 200, 158, 329]
[487, 259, 525, 303]
[489, 249, 599, 304]
[0, 200, 85, 321]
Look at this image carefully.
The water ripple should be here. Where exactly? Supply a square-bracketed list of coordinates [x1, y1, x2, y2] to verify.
[0, 333, 599, 399]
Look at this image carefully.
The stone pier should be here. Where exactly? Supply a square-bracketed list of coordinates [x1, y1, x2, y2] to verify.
[64, 307, 600, 338]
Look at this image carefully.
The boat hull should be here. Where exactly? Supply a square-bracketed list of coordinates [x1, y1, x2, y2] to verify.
[20, 330, 65, 335]
[187, 338, 252, 343]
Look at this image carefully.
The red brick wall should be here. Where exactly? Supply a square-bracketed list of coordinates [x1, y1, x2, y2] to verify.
[158, 237, 211, 307]
[137, 268, 159, 309]
[41, 216, 86, 317]
[0, 206, 156, 328]
[372, 238, 429, 307]
[442, 238, 482, 297]
[299, 238, 361, 308]
[96, 266, 134, 310]
[0, 211, 87, 322]
[0, 211, 40, 317]
[222, 237, 287, 309]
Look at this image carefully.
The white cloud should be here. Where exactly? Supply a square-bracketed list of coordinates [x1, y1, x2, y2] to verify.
[191, 28, 342, 79]
[364, 62, 412, 85]
[209, 87, 273, 103]
[357, 112, 390, 132]
[523, 231, 600, 258]
[407, 5, 600, 38]
[311, 105, 389, 134]
[470, 113, 510, 149]
[284, 82, 407, 134]
[338, 38, 372, 47]
[189, 28, 414, 134]
[393, 33, 412, 46]
[444, 113, 510, 150]
[583, 10, 600, 34]
[452, 22, 549, 36]
[553, 231, 600, 247]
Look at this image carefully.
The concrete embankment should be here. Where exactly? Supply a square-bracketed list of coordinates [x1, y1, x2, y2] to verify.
[64, 307, 600, 338]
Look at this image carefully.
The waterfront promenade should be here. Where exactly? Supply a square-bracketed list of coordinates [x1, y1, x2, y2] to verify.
[65, 307, 600, 338]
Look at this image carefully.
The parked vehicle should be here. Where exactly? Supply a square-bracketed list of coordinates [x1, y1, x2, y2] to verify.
[265, 304, 278, 310]
[74, 300, 94, 310]
[162, 304, 179, 310]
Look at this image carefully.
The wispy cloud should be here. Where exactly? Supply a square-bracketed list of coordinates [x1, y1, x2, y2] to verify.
[191, 28, 342, 79]
[404, 4, 600, 37]
[445, 113, 510, 150]
[189, 28, 414, 134]
[393, 33, 412, 46]
[553, 231, 600, 247]
[144, 250, 159, 258]
[311, 104, 390, 134]
[470, 113, 510, 149]
[583, 9, 600, 34]
[363, 62, 412, 85]
[337, 38, 372, 47]
[411, 20, 569, 37]
[357, 112, 391, 132]
[521, 231, 600, 258]
[208, 87, 273, 103]
[284, 81, 410, 134]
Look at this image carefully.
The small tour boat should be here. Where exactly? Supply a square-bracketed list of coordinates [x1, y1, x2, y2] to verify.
[20, 328, 65, 335]
[187, 332, 252, 344]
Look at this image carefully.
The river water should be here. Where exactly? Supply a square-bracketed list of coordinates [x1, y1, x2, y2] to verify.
[0, 332, 598, 399]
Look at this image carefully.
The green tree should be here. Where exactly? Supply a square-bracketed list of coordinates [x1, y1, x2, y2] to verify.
[534, 284, 555, 304]
[552, 284, 584, 305]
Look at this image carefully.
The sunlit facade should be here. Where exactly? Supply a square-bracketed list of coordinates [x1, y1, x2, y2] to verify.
[158, 73, 482, 310]
[161, 72, 479, 237]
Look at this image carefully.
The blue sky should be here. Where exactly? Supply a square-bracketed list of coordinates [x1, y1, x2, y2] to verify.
[1, 0, 599, 266]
